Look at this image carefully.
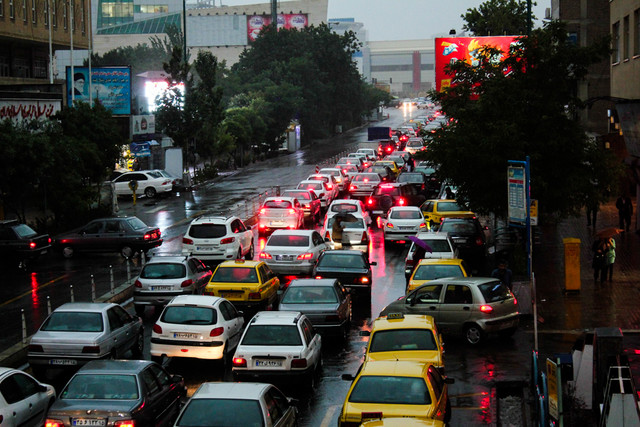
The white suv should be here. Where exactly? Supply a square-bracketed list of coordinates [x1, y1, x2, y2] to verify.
[232, 311, 322, 387]
[182, 216, 254, 264]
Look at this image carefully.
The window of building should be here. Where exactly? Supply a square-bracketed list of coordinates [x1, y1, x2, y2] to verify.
[22, 0, 26, 22]
[133, 4, 168, 13]
[81, 0, 85, 33]
[52, 0, 56, 27]
[98, 0, 134, 28]
[0, 0, 4, 17]
[635, 9, 640, 57]
[624, 15, 630, 60]
[9, 0, 14, 19]
[31, 0, 35, 23]
[34, 57, 47, 78]
[612, 21, 620, 64]
[63, 0, 66, 29]
[44, 0, 48, 25]
[0, 55, 9, 76]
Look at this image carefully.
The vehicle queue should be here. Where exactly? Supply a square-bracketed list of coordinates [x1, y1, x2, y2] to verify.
[2, 108, 519, 427]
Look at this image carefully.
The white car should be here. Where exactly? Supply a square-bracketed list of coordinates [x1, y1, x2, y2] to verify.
[336, 163, 360, 179]
[296, 180, 336, 209]
[150, 295, 244, 362]
[182, 215, 254, 264]
[318, 167, 350, 192]
[382, 206, 428, 243]
[404, 231, 459, 282]
[112, 170, 173, 198]
[336, 157, 364, 171]
[347, 152, 372, 168]
[259, 229, 329, 275]
[232, 311, 322, 387]
[326, 199, 372, 227]
[0, 368, 56, 427]
[257, 196, 305, 236]
[174, 382, 298, 427]
[405, 138, 426, 155]
[321, 214, 370, 256]
[306, 173, 340, 195]
[356, 147, 378, 160]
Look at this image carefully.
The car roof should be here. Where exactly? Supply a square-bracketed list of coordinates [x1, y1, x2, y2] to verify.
[249, 311, 302, 325]
[298, 180, 324, 185]
[389, 206, 421, 211]
[416, 258, 464, 266]
[359, 359, 431, 377]
[78, 359, 153, 374]
[269, 229, 316, 237]
[166, 295, 222, 306]
[145, 255, 189, 264]
[193, 382, 271, 399]
[330, 199, 361, 206]
[288, 278, 338, 287]
[217, 259, 262, 268]
[264, 196, 297, 202]
[191, 215, 233, 224]
[413, 231, 451, 240]
[55, 302, 116, 312]
[427, 277, 499, 286]
[372, 314, 436, 331]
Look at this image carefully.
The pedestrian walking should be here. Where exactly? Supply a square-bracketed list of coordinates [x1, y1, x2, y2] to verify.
[603, 237, 616, 281]
[616, 194, 633, 232]
[585, 199, 599, 228]
[331, 217, 344, 250]
[491, 260, 513, 291]
[591, 238, 606, 282]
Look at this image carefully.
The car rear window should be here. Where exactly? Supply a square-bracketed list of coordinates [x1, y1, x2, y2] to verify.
[241, 325, 302, 346]
[319, 253, 366, 269]
[189, 224, 227, 239]
[437, 202, 464, 211]
[282, 286, 338, 304]
[439, 220, 477, 234]
[284, 191, 310, 200]
[127, 217, 147, 230]
[478, 281, 511, 303]
[407, 140, 423, 147]
[331, 204, 358, 213]
[413, 264, 463, 280]
[299, 183, 322, 191]
[417, 239, 452, 253]
[267, 234, 309, 247]
[140, 263, 186, 279]
[353, 174, 380, 183]
[390, 210, 422, 219]
[211, 267, 258, 283]
[349, 376, 430, 404]
[369, 329, 437, 352]
[61, 374, 139, 400]
[176, 398, 263, 427]
[161, 306, 217, 325]
[327, 217, 364, 229]
[373, 186, 400, 196]
[41, 312, 104, 332]
[12, 224, 37, 238]
[398, 174, 424, 184]
[264, 200, 292, 209]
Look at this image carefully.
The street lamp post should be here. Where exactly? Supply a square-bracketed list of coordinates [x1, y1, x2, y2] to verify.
[182, 0, 187, 63]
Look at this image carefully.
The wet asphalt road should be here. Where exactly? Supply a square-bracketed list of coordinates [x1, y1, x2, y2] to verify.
[0, 106, 545, 426]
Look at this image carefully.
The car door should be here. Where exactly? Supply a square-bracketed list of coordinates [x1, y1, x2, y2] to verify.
[106, 307, 131, 357]
[219, 300, 244, 350]
[189, 258, 212, 292]
[301, 319, 321, 368]
[148, 364, 183, 426]
[311, 232, 327, 260]
[139, 367, 172, 425]
[0, 372, 49, 427]
[102, 219, 127, 252]
[438, 284, 473, 334]
[405, 284, 444, 321]
[334, 282, 350, 324]
[76, 220, 106, 252]
[265, 386, 297, 427]
[233, 219, 252, 255]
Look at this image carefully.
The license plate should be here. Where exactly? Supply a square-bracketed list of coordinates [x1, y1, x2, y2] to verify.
[151, 285, 173, 291]
[50, 359, 77, 366]
[270, 221, 284, 226]
[73, 419, 106, 426]
[256, 360, 282, 367]
[174, 332, 199, 339]
[399, 226, 415, 230]
[220, 292, 242, 299]
[196, 246, 216, 252]
[275, 255, 294, 261]
[373, 210, 383, 215]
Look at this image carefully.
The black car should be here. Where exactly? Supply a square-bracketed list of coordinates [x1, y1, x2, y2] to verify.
[397, 172, 430, 197]
[312, 250, 376, 294]
[53, 216, 163, 259]
[0, 219, 51, 268]
[46, 359, 186, 427]
[436, 217, 488, 271]
[364, 183, 426, 218]
[376, 140, 396, 158]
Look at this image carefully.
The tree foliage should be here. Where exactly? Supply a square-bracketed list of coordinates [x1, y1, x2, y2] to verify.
[421, 21, 618, 220]
[461, 0, 535, 36]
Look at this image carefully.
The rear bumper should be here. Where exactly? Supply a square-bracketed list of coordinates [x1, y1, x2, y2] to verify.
[232, 365, 314, 381]
[133, 290, 192, 306]
[266, 262, 315, 275]
[479, 313, 520, 332]
[150, 339, 225, 360]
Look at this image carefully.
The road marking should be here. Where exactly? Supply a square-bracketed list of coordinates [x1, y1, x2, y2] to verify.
[0, 275, 68, 307]
[320, 405, 339, 427]
[146, 204, 172, 214]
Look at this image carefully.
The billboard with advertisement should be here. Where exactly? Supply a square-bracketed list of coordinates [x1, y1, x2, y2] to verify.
[247, 14, 308, 42]
[435, 36, 519, 92]
[66, 66, 131, 115]
[0, 99, 62, 123]
[131, 115, 156, 136]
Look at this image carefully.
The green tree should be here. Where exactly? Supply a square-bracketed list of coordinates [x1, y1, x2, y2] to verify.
[461, 0, 534, 36]
[422, 21, 615, 220]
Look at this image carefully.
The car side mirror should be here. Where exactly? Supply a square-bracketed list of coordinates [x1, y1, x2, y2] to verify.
[369, 261, 377, 266]
[341, 374, 355, 381]
[445, 377, 455, 384]
[171, 374, 184, 383]
[38, 384, 48, 392]
[237, 311, 244, 318]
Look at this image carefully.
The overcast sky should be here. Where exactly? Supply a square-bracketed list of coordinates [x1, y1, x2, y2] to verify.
[220, 0, 550, 41]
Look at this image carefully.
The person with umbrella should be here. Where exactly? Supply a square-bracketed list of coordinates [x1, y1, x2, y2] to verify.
[603, 237, 616, 281]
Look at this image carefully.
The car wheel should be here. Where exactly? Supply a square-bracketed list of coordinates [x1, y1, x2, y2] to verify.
[134, 304, 145, 317]
[62, 246, 74, 259]
[121, 246, 134, 259]
[132, 332, 144, 359]
[247, 243, 255, 260]
[499, 327, 517, 338]
[464, 324, 485, 345]
[144, 187, 157, 198]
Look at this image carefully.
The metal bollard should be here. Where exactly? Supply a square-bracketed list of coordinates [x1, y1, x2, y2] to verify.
[109, 265, 115, 294]
[91, 274, 96, 302]
[126, 259, 131, 283]
[70, 284, 75, 302]
[21, 309, 26, 344]
[141, 251, 146, 265]
[47, 295, 51, 315]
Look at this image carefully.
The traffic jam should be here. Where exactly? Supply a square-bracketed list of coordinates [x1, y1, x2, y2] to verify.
[8, 105, 521, 427]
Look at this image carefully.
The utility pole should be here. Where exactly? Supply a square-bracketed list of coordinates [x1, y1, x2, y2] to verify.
[88, 0, 93, 104]
[182, 0, 187, 64]
[271, 0, 277, 29]
[48, 0, 53, 84]
[527, 0, 532, 36]
[70, 0, 75, 104]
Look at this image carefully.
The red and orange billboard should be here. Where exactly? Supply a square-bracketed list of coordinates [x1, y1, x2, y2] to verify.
[247, 14, 309, 43]
[435, 36, 520, 92]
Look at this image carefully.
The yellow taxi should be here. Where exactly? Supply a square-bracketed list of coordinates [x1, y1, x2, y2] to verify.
[339, 360, 453, 426]
[203, 260, 280, 311]
[419, 199, 475, 227]
[375, 160, 400, 176]
[406, 258, 468, 292]
[361, 418, 445, 427]
[363, 313, 444, 368]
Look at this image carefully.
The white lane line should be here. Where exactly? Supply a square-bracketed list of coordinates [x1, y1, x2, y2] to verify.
[145, 204, 171, 214]
[320, 405, 339, 427]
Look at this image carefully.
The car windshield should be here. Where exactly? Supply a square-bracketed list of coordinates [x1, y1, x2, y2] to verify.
[478, 281, 511, 303]
[211, 267, 258, 283]
[161, 306, 217, 325]
[353, 174, 380, 183]
[437, 202, 464, 212]
[61, 374, 139, 400]
[12, 224, 37, 238]
[413, 265, 463, 280]
[41, 312, 104, 332]
[140, 263, 186, 279]
[398, 174, 424, 184]
[267, 234, 309, 247]
[241, 325, 302, 346]
[407, 140, 423, 147]
[390, 210, 422, 219]
[176, 398, 263, 427]
[326, 218, 365, 229]
[349, 376, 430, 405]
[189, 224, 227, 239]
[284, 191, 310, 201]
[369, 329, 437, 352]
[264, 200, 292, 209]
[299, 183, 322, 191]
[319, 253, 366, 269]
[282, 286, 338, 304]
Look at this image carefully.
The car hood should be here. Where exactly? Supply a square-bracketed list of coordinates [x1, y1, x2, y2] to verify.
[49, 398, 140, 415]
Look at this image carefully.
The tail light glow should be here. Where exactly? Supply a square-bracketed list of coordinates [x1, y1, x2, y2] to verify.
[220, 237, 235, 244]
[259, 252, 272, 259]
[288, 209, 296, 215]
[233, 357, 247, 367]
[210, 327, 224, 337]
[29, 242, 36, 249]
[152, 324, 163, 333]
[46, 421, 65, 427]
[479, 305, 493, 313]
[260, 208, 266, 215]
[397, 198, 406, 206]
[115, 420, 135, 427]
[297, 253, 314, 260]
[134, 280, 142, 288]
[360, 276, 370, 284]
[181, 279, 193, 288]
[182, 237, 194, 245]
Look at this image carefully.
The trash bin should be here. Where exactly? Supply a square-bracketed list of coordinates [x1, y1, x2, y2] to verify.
[563, 237, 581, 291]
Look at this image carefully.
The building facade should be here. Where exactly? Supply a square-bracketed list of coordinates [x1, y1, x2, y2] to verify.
[610, 0, 640, 100]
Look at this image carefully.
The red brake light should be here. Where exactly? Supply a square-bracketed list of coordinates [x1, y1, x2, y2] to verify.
[259, 252, 272, 259]
[363, 178, 369, 183]
[360, 276, 369, 284]
[46, 421, 65, 427]
[367, 198, 374, 205]
[291, 358, 308, 368]
[327, 184, 333, 189]
[297, 253, 313, 260]
[288, 209, 296, 215]
[134, 280, 142, 288]
[479, 305, 493, 313]
[181, 279, 193, 288]
[380, 184, 394, 188]
[315, 275, 322, 279]
[183, 237, 193, 245]
[397, 198, 406, 206]
[350, 185, 356, 191]
[513, 296, 518, 305]
[386, 223, 394, 228]
[153, 324, 162, 334]
[386, 147, 392, 152]
[220, 237, 235, 244]
[210, 327, 224, 337]
[115, 421, 135, 427]
[248, 292, 261, 300]
[361, 232, 369, 243]
[260, 208, 266, 215]
[30, 242, 36, 249]
[233, 357, 247, 367]
[475, 237, 484, 246]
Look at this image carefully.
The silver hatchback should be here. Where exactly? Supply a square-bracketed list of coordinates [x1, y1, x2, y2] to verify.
[380, 277, 519, 345]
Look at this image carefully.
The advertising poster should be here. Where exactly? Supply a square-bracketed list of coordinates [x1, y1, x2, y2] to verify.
[508, 165, 526, 225]
[247, 13, 308, 42]
[435, 36, 519, 92]
[131, 115, 156, 136]
[0, 99, 61, 122]
[66, 66, 132, 115]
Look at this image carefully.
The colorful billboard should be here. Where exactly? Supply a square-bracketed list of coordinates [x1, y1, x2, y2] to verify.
[435, 36, 520, 92]
[66, 66, 131, 115]
[247, 14, 308, 43]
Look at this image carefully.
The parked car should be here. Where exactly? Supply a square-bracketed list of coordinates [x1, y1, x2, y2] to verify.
[282, 189, 323, 225]
[182, 215, 254, 264]
[28, 302, 144, 377]
[257, 197, 305, 236]
[279, 278, 351, 338]
[133, 255, 213, 316]
[259, 229, 329, 275]
[112, 170, 173, 198]
[404, 232, 459, 283]
[380, 277, 519, 345]
[0, 367, 56, 427]
[232, 311, 322, 387]
[45, 360, 186, 427]
[174, 382, 297, 427]
[52, 216, 162, 259]
[313, 250, 376, 294]
[0, 219, 51, 268]
[150, 295, 245, 363]
[382, 206, 428, 244]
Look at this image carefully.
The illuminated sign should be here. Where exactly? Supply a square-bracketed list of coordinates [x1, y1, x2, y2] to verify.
[144, 80, 185, 113]
[247, 13, 308, 42]
[66, 66, 131, 115]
